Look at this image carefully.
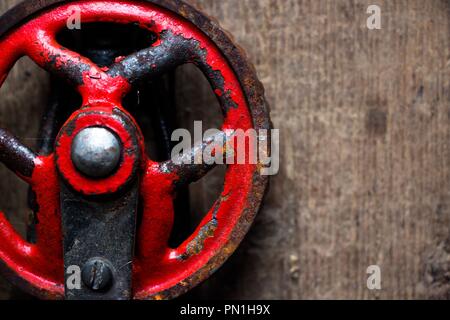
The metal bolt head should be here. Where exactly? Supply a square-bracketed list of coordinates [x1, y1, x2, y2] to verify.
[71, 127, 121, 178]
[82, 258, 113, 291]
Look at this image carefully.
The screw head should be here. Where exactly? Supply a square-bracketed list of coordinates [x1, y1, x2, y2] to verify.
[71, 127, 121, 178]
[81, 258, 113, 291]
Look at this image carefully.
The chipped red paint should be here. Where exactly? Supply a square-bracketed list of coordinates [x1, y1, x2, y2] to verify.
[55, 105, 143, 196]
[0, 0, 264, 300]
[0, 155, 63, 298]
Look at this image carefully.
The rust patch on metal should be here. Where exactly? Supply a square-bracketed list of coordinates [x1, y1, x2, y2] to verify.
[177, 196, 227, 261]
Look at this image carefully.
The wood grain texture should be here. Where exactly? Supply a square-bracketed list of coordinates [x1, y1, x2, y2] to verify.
[187, 0, 450, 300]
[0, 0, 450, 300]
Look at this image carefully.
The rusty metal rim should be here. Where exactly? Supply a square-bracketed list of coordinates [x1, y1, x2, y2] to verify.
[0, 0, 271, 300]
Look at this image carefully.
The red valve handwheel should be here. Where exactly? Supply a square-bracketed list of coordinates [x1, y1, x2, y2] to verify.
[0, 0, 270, 299]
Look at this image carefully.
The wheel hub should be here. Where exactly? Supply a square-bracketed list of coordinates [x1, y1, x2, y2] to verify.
[71, 127, 122, 179]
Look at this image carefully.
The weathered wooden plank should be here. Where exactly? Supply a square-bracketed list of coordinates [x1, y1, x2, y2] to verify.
[187, 0, 450, 300]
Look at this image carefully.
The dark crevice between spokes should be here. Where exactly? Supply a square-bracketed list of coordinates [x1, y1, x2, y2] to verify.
[167, 166, 226, 249]
[56, 22, 158, 68]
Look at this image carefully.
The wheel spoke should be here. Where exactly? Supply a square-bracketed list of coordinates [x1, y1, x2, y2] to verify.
[29, 155, 63, 260]
[162, 131, 228, 187]
[0, 128, 36, 180]
[137, 161, 176, 260]
[107, 32, 190, 85]
[25, 29, 104, 87]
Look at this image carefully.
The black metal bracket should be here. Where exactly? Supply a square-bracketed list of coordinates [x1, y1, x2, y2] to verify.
[61, 181, 139, 300]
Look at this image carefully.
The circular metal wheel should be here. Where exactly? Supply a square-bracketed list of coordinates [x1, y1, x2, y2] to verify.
[0, 0, 270, 299]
